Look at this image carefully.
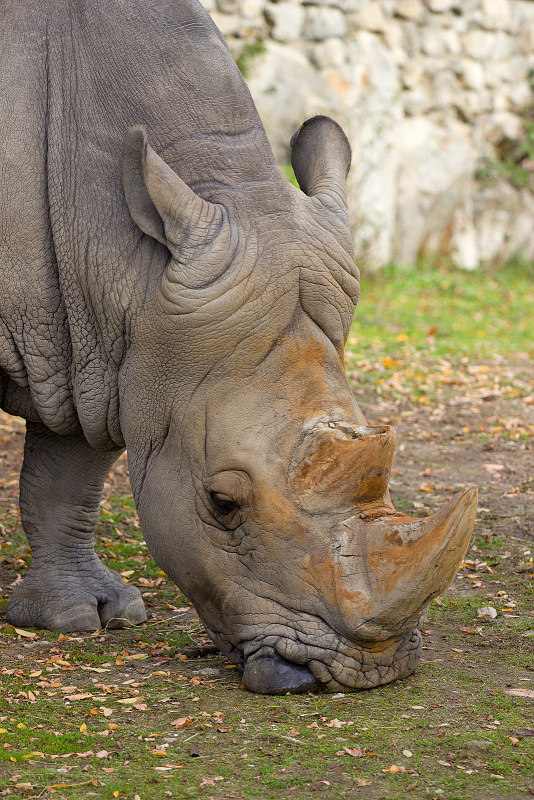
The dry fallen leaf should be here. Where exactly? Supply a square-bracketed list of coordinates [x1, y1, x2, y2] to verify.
[116, 697, 144, 705]
[483, 463, 505, 474]
[336, 746, 366, 757]
[81, 666, 109, 673]
[171, 716, 194, 728]
[66, 693, 94, 701]
[199, 776, 223, 787]
[14, 627, 37, 638]
[505, 689, 534, 698]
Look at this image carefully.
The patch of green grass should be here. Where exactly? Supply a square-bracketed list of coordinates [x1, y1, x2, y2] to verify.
[2, 620, 534, 799]
[348, 259, 534, 363]
[98, 495, 136, 524]
[346, 260, 534, 417]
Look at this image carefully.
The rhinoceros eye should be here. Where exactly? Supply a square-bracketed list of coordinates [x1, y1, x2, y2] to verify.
[209, 491, 238, 517]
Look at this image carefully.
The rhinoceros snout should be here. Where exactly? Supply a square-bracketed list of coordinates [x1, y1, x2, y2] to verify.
[242, 648, 321, 695]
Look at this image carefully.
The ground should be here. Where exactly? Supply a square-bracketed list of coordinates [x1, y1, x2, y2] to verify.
[0, 263, 533, 799]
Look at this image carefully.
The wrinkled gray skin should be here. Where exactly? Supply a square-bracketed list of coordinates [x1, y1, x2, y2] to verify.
[1, 0, 475, 694]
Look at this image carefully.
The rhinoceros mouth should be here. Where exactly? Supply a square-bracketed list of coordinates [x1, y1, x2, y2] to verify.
[275, 628, 422, 692]
[200, 609, 422, 694]
[246, 627, 421, 693]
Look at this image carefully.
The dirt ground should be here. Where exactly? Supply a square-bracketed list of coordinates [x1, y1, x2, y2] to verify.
[363, 387, 534, 546]
[0, 362, 533, 799]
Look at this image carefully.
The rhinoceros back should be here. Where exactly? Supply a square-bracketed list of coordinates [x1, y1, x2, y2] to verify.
[0, 0, 273, 447]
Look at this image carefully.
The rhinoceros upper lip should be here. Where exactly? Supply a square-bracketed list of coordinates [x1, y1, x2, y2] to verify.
[199, 598, 423, 692]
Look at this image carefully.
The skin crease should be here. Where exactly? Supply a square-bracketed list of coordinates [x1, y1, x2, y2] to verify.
[1, 0, 477, 692]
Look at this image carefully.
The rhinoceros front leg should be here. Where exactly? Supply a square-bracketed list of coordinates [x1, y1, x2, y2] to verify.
[6, 421, 147, 632]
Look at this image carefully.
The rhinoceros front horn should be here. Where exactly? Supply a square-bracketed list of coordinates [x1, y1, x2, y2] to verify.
[291, 423, 478, 640]
[332, 484, 478, 640]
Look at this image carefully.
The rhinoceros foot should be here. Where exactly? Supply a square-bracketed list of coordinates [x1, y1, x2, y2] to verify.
[242, 648, 321, 695]
[6, 557, 147, 633]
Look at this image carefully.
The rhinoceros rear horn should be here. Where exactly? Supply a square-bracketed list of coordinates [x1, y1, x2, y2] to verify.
[123, 127, 225, 256]
[290, 116, 351, 213]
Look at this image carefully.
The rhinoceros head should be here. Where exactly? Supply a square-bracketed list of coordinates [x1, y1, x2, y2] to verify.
[121, 116, 477, 693]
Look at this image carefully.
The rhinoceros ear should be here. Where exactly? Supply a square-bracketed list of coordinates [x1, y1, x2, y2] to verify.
[290, 116, 351, 214]
[123, 127, 224, 251]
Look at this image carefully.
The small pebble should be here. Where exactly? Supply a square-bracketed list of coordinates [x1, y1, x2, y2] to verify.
[477, 606, 497, 620]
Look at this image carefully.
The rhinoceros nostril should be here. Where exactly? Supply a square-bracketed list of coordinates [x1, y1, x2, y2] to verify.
[242, 649, 320, 695]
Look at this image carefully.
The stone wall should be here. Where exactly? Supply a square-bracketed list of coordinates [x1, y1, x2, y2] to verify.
[200, 0, 534, 268]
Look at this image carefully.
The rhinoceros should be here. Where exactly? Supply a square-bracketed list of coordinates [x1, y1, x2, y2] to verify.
[0, 0, 477, 694]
